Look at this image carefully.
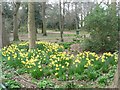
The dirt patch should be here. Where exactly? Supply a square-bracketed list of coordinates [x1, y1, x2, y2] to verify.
[13, 74, 37, 88]
[70, 44, 83, 54]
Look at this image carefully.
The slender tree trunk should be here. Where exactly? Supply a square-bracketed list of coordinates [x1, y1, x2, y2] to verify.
[0, 3, 2, 49]
[118, 2, 120, 89]
[13, 2, 20, 41]
[59, 0, 63, 42]
[42, 2, 47, 36]
[41, 22, 43, 33]
[28, 2, 36, 49]
[118, 27, 120, 89]
[67, 2, 71, 30]
[75, 3, 79, 35]
[61, 2, 65, 42]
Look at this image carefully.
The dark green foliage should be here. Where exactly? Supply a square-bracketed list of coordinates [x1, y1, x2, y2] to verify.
[4, 80, 21, 89]
[37, 80, 55, 88]
[65, 82, 79, 88]
[84, 5, 118, 53]
[59, 42, 74, 49]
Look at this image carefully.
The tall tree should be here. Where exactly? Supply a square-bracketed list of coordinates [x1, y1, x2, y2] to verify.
[75, 2, 79, 35]
[42, 2, 47, 36]
[118, 2, 120, 89]
[13, 2, 20, 41]
[28, 2, 36, 49]
[61, 2, 65, 41]
[111, 0, 120, 88]
[59, 0, 64, 42]
[0, 2, 10, 49]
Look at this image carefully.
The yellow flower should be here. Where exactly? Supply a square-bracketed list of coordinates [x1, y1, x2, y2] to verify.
[62, 66, 64, 68]
[88, 60, 91, 65]
[8, 57, 10, 60]
[66, 62, 69, 66]
[27, 66, 32, 68]
[38, 65, 41, 68]
[66, 57, 69, 60]
[55, 68, 59, 70]
[56, 64, 58, 67]
[55, 73, 58, 76]
[114, 56, 118, 61]
[96, 57, 99, 60]
[86, 58, 89, 61]
[21, 61, 26, 64]
[70, 54, 74, 58]
[52, 61, 55, 65]
[13, 53, 17, 58]
[59, 64, 61, 66]
[84, 64, 88, 68]
[40, 69, 42, 71]
[102, 59, 105, 62]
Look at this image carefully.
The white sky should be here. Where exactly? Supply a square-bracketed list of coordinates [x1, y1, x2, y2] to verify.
[48, 0, 117, 3]
[4, 0, 120, 2]
[48, 0, 100, 2]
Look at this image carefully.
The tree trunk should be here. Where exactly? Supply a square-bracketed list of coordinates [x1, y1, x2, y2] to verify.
[59, 0, 63, 42]
[111, 0, 120, 89]
[75, 3, 79, 35]
[42, 2, 47, 36]
[118, 2, 120, 88]
[41, 22, 43, 33]
[0, 3, 10, 49]
[13, 2, 20, 41]
[28, 2, 36, 49]
[61, 2, 65, 42]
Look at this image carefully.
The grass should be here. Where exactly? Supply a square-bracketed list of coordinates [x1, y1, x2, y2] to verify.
[10, 30, 89, 43]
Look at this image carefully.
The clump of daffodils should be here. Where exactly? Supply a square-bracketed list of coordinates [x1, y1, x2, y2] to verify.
[2, 42, 118, 79]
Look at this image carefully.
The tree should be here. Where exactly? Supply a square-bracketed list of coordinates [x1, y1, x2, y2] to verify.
[3, 2, 13, 33]
[46, 3, 60, 30]
[13, 2, 20, 41]
[61, 2, 65, 40]
[35, 2, 42, 33]
[59, 0, 64, 42]
[0, 2, 10, 49]
[84, 5, 118, 53]
[111, 0, 120, 88]
[74, 2, 79, 35]
[118, 2, 120, 89]
[42, 2, 47, 36]
[28, 2, 36, 49]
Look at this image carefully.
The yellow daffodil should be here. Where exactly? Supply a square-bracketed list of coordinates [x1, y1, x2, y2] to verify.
[55, 73, 58, 76]
[8, 57, 10, 60]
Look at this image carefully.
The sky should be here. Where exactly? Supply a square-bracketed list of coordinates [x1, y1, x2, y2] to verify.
[3, 0, 120, 2]
[48, 0, 117, 3]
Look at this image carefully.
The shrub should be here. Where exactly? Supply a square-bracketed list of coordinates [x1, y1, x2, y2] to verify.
[84, 5, 118, 53]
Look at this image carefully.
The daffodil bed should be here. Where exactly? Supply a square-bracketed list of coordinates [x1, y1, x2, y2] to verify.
[2, 41, 118, 87]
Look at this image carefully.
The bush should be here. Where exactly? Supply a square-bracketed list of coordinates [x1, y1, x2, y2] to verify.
[84, 5, 118, 53]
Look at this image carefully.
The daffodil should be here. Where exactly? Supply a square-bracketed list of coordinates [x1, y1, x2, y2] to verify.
[8, 57, 10, 60]
[55, 73, 58, 76]
[40, 69, 42, 71]
[62, 66, 64, 68]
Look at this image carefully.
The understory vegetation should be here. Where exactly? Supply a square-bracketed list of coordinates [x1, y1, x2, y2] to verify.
[2, 41, 118, 88]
